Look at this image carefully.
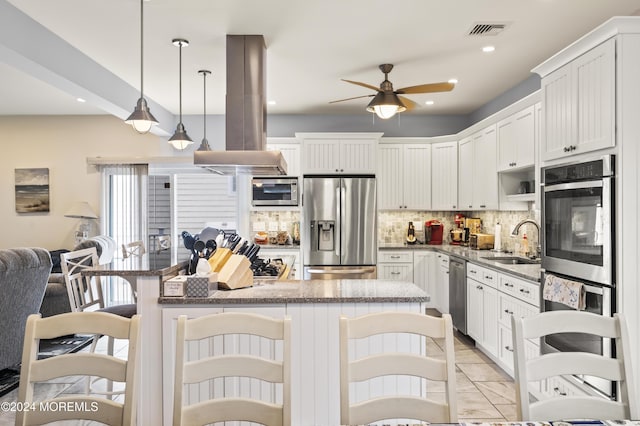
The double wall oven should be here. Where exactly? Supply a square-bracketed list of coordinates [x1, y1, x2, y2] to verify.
[540, 154, 616, 398]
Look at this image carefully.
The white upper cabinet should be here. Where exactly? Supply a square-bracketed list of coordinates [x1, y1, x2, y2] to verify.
[377, 143, 431, 210]
[474, 125, 499, 210]
[267, 138, 301, 176]
[458, 136, 474, 210]
[297, 133, 380, 175]
[431, 141, 458, 210]
[497, 105, 535, 171]
[541, 38, 615, 161]
[458, 126, 498, 211]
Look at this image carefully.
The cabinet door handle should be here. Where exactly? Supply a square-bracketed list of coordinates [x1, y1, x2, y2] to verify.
[390, 255, 401, 259]
[477, 285, 483, 290]
[505, 346, 514, 352]
[390, 272, 401, 275]
[504, 309, 513, 315]
[485, 275, 493, 280]
[452, 205, 456, 209]
[504, 283, 514, 288]
[335, 169, 339, 172]
[469, 269, 477, 274]
[468, 205, 473, 208]
[340, 169, 344, 172]
[480, 204, 486, 208]
[519, 289, 530, 294]
[445, 271, 449, 274]
[570, 146, 576, 151]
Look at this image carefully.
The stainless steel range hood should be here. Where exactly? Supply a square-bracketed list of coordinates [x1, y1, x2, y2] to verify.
[194, 35, 287, 175]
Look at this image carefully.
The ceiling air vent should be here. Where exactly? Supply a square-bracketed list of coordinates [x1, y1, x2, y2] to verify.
[468, 23, 508, 36]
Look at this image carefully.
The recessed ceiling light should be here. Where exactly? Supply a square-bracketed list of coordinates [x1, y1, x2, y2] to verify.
[482, 46, 495, 53]
[448, 79, 458, 84]
[268, 100, 276, 105]
[76, 98, 86, 103]
[425, 100, 434, 105]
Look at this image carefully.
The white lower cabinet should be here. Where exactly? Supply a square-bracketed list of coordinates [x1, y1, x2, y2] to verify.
[466, 263, 541, 380]
[496, 282, 541, 399]
[377, 250, 413, 282]
[436, 253, 450, 314]
[413, 251, 435, 308]
[466, 264, 498, 357]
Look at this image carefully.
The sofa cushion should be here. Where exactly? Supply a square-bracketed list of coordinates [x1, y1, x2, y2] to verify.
[49, 249, 70, 273]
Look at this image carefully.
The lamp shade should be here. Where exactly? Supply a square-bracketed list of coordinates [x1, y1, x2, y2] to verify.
[366, 91, 407, 119]
[64, 201, 99, 219]
[168, 122, 193, 150]
[125, 97, 159, 133]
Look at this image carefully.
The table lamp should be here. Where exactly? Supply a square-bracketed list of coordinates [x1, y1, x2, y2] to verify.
[65, 201, 99, 243]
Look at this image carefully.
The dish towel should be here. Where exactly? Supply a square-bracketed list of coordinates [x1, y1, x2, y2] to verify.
[543, 273, 586, 310]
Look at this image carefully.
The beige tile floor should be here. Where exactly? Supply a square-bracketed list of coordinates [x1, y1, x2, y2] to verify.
[1, 321, 516, 425]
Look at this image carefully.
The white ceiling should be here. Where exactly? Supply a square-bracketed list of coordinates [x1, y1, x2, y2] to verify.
[3, 0, 640, 120]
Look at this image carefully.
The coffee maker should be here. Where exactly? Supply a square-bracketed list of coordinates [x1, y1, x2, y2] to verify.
[424, 220, 443, 245]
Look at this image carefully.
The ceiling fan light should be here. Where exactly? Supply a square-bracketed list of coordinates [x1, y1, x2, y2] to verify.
[168, 122, 193, 150]
[125, 97, 159, 133]
[366, 92, 406, 119]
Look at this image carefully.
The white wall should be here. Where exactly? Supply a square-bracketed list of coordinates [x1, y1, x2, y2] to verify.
[0, 115, 188, 250]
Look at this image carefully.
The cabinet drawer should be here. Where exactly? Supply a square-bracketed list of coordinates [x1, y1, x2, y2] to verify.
[498, 293, 539, 327]
[378, 250, 413, 263]
[499, 273, 539, 305]
[436, 253, 449, 268]
[467, 263, 498, 288]
[498, 323, 540, 375]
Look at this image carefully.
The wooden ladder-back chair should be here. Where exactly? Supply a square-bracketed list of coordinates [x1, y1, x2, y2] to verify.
[339, 312, 458, 425]
[512, 311, 638, 420]
[173, 312, 291, 426]
[16, 312, 141, 426]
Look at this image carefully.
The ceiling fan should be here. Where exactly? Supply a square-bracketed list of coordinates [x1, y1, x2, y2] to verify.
[330, 64, 455, 119]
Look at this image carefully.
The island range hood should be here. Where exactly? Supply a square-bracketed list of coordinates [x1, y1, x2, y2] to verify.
[194, 35, 287, 175]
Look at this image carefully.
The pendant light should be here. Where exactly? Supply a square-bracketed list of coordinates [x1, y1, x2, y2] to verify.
[124, 0, 158, 133]
[196, 69, 212, 151]
[168, 38, 193, 150]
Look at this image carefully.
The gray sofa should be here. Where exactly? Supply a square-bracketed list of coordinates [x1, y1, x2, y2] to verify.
[0, 247, 52, 371]
[40, 236, 117, 317]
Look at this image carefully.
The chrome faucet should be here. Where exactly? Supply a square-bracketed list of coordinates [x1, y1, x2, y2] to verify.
[511, 219, 541, 259]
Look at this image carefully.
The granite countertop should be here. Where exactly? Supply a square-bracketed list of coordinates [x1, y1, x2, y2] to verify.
[378, 242, 541, 282]
[159, 279, 429, 305]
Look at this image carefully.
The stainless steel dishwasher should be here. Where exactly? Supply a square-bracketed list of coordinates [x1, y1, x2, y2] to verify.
[449, 257, 467, 335]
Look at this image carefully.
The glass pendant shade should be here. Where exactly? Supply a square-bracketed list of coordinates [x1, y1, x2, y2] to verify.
[168, 122, 193, 150]
[125, 97, 158, 133]
[366, 91, 407, 119]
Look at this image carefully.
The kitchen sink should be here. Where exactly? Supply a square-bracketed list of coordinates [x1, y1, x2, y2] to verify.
[481, 256, 541, 265]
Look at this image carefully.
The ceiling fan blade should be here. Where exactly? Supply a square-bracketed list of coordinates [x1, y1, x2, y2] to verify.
[396, 82, 455, 94]
[398, 95, 418, 111]
[341, 79, 381, 92]
[329, 94, 375, 104]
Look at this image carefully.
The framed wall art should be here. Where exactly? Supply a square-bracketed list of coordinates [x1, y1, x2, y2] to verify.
[15, 168, 50, 213]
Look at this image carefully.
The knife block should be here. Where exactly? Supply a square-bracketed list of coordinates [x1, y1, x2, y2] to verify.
[217, 254, 253, 290]
[208, 248, 233, 272]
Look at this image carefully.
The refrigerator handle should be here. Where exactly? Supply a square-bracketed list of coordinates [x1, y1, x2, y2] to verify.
[335, 186, 341, 258]
[340, 182, 346, 261]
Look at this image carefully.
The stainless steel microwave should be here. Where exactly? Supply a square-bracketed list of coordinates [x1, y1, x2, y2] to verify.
[251, 177, 299, 206]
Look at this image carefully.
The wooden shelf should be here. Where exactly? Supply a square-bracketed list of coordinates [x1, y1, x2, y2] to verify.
[506, 193, 535, 202]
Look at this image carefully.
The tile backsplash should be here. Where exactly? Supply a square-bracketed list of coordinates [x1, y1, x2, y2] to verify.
[378, 210, 540, 254]
[252, 209, 540, 256]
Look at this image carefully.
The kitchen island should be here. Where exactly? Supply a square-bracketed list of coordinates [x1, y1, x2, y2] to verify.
[160, 279, 429, 426]
[83, 256, 430, 426]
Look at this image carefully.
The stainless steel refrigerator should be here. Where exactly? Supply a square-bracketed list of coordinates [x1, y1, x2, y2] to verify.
[303, 176, 377, 279]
